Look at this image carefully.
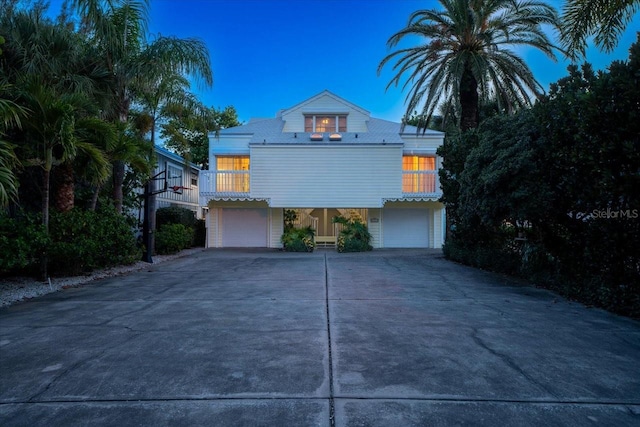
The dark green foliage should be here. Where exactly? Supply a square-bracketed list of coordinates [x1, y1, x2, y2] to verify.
[155, 223, 194, 255]
[440, 35, 640, 317]
[47, 207, 141, 276]
[283, 209, 298, 232]
[0, 212, 49, 275]
[1, 208, 140, 277]
[281, 226, 315, 252]
[333, 214, 372, 253]
[155, 206, 203, 249]
[156, 206, 196, 229]
[193, 218, 206, 247]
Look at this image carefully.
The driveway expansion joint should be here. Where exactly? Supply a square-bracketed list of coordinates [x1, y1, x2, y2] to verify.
[324, 253, 336, 427]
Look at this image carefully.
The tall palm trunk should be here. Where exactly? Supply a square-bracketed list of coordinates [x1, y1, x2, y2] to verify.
[89, 183, 101, 211]
[112, 159, 125, 213]
[54, 161, 75, 212]
[460, 66, 479, 131]
[40, 148, 53, 280]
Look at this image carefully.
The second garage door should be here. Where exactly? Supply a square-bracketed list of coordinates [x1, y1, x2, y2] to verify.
[383, 208, 429, 248]
[221, 208, 268, 247]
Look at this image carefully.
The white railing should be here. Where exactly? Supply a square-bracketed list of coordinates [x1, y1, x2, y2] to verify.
[402, 171, 441, 196]
[199, 170, 250, 203]
[292, 211, 318, 230]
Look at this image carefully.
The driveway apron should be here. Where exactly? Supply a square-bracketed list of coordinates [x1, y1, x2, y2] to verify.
[1, 249, 639, 426]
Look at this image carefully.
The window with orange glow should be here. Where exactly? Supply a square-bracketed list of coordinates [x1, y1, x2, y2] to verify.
[216, 156, 250, 192]
[402, 156, 435, 171]
[304, 115, 347, 132]
[402, 156, 436, 193]
[216, 156, 249, 171]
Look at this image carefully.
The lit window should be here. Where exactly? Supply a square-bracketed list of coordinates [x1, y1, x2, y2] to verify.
[402, 156, 435, 171]
[216, 156, 250, 171]
[216, 156, 250, 192]
[402, 156, 436, 193]
[304, 115, 347, 132]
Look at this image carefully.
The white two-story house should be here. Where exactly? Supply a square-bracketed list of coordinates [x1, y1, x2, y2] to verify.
[199, 90, 445, 249]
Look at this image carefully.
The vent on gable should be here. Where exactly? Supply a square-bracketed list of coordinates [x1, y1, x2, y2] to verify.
[329, 133, 342, 141]
[310, 133, 323, 141]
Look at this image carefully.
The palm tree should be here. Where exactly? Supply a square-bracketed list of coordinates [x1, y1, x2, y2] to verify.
[71, 0, 213, 213]
[1, 8, 112, 215]
[561, 0, 640, 58]
[378, 0, 561, 131]
[0, 82, 24, 208]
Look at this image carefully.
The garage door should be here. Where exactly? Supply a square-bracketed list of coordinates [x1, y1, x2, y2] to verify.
[221, 208, 268, 247]
[383, 208, 429, 248]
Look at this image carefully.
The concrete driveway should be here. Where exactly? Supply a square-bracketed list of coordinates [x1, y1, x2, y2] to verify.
[1, 249, 639, 426]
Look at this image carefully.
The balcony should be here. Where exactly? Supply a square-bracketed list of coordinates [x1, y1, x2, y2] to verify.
[199, 170, 250, 204]
[402, 171, 441, 197]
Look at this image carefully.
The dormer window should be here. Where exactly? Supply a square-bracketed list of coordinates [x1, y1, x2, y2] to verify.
[304, 115, 347, 132]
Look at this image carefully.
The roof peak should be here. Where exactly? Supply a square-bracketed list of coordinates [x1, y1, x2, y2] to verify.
[281, 90, 370, 116]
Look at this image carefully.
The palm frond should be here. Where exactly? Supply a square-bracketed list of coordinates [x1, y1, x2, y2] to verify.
[379, 0, 562, 130]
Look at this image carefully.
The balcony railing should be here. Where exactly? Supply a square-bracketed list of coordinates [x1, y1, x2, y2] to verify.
[200, 169, 441, 205]
[199, 170, 250, 202]
[402, 171, 441, 196]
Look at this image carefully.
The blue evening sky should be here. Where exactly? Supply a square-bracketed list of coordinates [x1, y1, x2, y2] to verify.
[46, 0, 640, 123]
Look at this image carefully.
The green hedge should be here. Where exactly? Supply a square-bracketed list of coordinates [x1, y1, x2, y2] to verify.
[0, 208, 141, 277]
[0, 212, 48, 274]
[155, 223, 194, 255]
[47, 208, 141, 275]
[155, 206, 204, 249]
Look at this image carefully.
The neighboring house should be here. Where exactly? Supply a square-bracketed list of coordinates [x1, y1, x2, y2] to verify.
[152, 145, 202, 219]
[199, 90, 445, 249]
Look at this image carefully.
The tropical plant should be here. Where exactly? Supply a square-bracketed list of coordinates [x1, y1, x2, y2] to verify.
[561, 0, 640, 58]
[281, 226, 316, 252]
[70, 0, 213, 213]
[0, 83, 24, 208]
[378, 0, 561, 131]
[333, 212, 372, 253]
[442, 36, 640, 317]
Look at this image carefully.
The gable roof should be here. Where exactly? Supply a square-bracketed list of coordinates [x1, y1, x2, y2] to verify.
[279, 90, 370, 117]
[155, 145, 200, 170]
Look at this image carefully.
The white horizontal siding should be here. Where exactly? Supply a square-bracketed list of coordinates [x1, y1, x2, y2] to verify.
[209, 134, 251, 168]
[401, 134, 444, 154]
[251, 145, 402, 207]
[282, 94, 369, 133]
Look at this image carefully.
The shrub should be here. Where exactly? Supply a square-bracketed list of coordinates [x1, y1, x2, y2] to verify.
[47, 207, 141, 276]
[156, 206, 203, 247]
[156, 206, 196, 229]
[281, 226, 315, 252]
[333, 212, 372, 253]
[193, 218, 206, 247]
[155, 223, 194, 255]
[0, 212, 49, 275]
